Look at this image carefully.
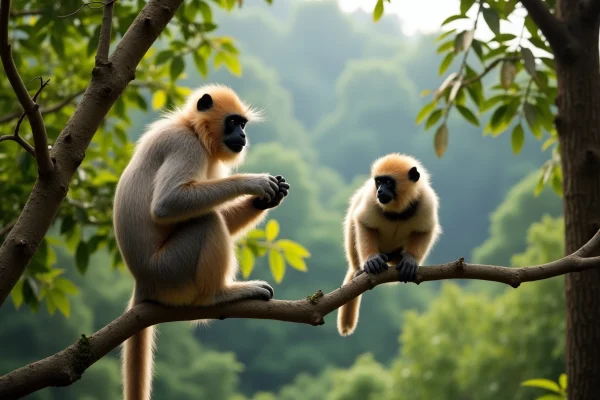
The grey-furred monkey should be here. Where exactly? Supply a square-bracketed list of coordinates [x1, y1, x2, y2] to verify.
[337, 153, 441, 337]
[113, 84, 290, 400]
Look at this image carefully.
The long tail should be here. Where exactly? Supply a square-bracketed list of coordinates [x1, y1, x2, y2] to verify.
[122, 294, 156, 400]
[337, 269, 362, 337]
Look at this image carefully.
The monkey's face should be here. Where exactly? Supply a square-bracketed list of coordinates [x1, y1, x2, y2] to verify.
[222, 114, 248, 153]
[374, 176, 396, 205]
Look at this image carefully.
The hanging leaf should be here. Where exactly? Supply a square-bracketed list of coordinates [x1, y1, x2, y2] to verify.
[54, 278, 79, 295]
[47, 289, 70, 317]
[276, 239, 311, 258]
[460, 0, 476, 14]
[425, 109, 444, 129]
[500, 60, 517, 90]
[269, 250, 285, 283]
[10, 278, 24, 309]
[373, 0, 384, 21]
[482, 7, 500, 35]
[439, 52, 455, 76]
[434, 124, 448, 158]
[152, 90, 167, 110]
[441, 14, 469, 26]
[454, 31, 466, 53]
[75, 241, 90, 275]
[524, 102, 542, 138]
[265, 219, 280, 242]
[170, 56, 185, 80]
[456, 105, 479, 126]
[416, 101, 437, 124]
[521, 47, 537, 78]
[521, 379, 562, 394]
[238, 246, 255, 278]
[511, 124, 525, 154]
[558, 374, 567, 390]
[284, 253, 308, 272]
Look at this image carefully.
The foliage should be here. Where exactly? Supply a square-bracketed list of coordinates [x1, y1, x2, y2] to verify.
[0, 0, 307, 315]
[521, 374, 567, 400]
[415, 0, 562, 194]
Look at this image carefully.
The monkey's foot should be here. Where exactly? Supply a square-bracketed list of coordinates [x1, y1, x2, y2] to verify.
[244, 280, 275, 299]
[363, 253, 389, 274]
[396, 253, 418, 283]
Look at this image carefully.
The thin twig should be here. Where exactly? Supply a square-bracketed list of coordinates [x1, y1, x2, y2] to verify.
[58, 0, 116, 18]
[0, 89, 86, 125]
[0, 0, 53, 174]
[2, 230, 600, 399]
[460, 56, 521, 87]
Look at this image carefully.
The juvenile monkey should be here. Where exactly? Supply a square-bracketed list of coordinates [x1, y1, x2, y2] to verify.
[337, 153, 441, 337]
[113, 84, 290, 400]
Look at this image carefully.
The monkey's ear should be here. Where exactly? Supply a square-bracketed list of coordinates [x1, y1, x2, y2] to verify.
[408, 167, 420, 182]
[197, 94, 213, 111]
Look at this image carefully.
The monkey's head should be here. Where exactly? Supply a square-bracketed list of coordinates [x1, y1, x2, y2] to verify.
[183, 84, 263, 164]
[371, 153, 427, 211]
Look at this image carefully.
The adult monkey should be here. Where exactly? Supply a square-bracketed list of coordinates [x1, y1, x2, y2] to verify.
[113, 84, 290, 400]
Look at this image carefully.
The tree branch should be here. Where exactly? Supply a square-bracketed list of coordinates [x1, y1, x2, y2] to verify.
[0, 89, 86, 125]
[0, 0, 186, 307]
[0, 0, 53, 175]
[461, 56, 521, 87]
[519, 0, 581, 62]
[1, 230, 600, 399]
[95, 0, 115, 65]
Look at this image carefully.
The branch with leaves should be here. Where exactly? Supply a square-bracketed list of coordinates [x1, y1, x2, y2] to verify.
[2, 230, 600, 399]
[0, 0, 53, 174]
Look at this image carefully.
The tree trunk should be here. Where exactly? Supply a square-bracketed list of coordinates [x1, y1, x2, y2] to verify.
[556, 1, 600, 397]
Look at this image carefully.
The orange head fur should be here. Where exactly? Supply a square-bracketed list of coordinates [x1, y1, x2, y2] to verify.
[177, 84, 263, 165]
[370, 153, 429, 212]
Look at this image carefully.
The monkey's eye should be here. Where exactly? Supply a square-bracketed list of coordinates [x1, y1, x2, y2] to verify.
[240, 122, 246, 129]
[228, 118, 236, 126]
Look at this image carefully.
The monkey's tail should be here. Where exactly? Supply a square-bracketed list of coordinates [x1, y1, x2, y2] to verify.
[122, 294, 156, 400]
[336, 269, 362, 337]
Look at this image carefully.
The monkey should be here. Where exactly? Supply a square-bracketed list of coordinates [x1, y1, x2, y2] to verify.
[112, 84, 290, 400]
[336, 153, 441, 337]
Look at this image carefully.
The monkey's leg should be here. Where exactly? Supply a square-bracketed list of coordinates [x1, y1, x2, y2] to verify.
[220, 196, 269, 239]
[338, 220, 363, 336]
[397, 230, 436, 283]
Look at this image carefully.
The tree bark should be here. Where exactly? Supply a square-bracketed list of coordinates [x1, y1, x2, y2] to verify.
[555, 0, 600, 397]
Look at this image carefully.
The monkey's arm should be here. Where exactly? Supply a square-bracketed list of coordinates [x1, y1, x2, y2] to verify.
[221, 196, 267, 239]
[151, 154, 279, 225]
[355, 221, 388, 274]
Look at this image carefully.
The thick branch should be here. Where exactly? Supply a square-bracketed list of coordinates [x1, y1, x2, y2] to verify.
[2, 231, 600, 399]
[0, 0, 186, 307]
[0, 0, 53, 175]
[519, 0, 581, 62]
[95, 0, 115, 65]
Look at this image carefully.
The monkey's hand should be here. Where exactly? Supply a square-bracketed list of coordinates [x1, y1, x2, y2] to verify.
[253, 175, 290, 210]
[244, 174, 280, 203]
[396, 252, 418, 283]
[363, 253, 389, 274]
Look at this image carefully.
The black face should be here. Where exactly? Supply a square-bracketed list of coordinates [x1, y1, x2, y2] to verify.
[374, 175, 396, 205]
[222, 114, 248, 153]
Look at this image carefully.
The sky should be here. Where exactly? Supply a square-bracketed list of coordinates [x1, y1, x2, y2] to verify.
[337, 0, 526, 40]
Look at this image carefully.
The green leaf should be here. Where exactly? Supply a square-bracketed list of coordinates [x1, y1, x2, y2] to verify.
[193, 52, 209, 77]
[522, 47, 537, 78]
[54, 278, 79, 295]
[416, 101, 437, 124]
[434, 124, 448, 158]
[246, 229, 266, 240]
[524, 102, 542, 138]
[284, 253, 308, 272]
[456, 105, 479, 126]
[441, 14, 468, 26]
[558, 374, 567, 390]
[521, 379, 562, 394]
[152, 90, 167, 110]
[48, 289, 70, 317]
[420, 89, 431, 97]
[221, 52, 242, 76]
[511, 124, 525, 154]
[269, 250, 285, 283]
[60, 216, 76, 235]
[10, 278, 24, 309]
[50, 33, 65, 57]
[276, 239, 311, 258]
[436, 29, 456, 42]
[437, 40, 454, 54]
[482, 7, 500, 34]
[542, 136, 557, 151]
[534, 395, 564, 400]
[265, 219, 280, 242]
[495, 33, 516, 42]
[490, 104, 509, 133]
[170, 56, 185, 80]
[238, 246, 255, 278]
[198, 1, 213, 22]
[439, 52, 455, 76]
[155, 50, 173, 66]
[373, 0, 384, 21]
[75, 241, 90, 275]
[460, 0, 476, 14]
[425, 109, 444, 129]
